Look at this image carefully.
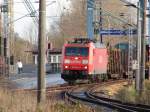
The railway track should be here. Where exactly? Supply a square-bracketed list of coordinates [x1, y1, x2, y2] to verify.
[65, 80, 150, 112]
[86, 92, 150, 112]
[10, 84, 74, 93]
[11, 83, 96, 93]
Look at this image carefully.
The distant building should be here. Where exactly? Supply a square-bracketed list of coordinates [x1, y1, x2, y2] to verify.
[46, 48, 61, 73]
[32, 42, 62, 73]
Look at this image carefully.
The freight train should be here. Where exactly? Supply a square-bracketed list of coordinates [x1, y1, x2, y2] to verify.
[61, 38, 128, 83]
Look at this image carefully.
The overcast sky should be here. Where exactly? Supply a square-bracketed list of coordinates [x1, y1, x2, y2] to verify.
[13, 0, 70, 38]
[0, 0, 139, 39]
[13, 0, 137, 37]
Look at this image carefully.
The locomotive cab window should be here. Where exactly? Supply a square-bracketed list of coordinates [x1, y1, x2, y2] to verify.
[65, 47, 89, 56]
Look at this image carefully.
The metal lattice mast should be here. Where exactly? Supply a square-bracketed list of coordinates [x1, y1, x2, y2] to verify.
[128, 20, 134, 84]
[87, 0, 94, 39]
[23, 0, 38, 25]
[0, 9, 3, 56]
[23, 0, 39, 45]
[3, 0, 9, 61]
[94, 0, 101, 41]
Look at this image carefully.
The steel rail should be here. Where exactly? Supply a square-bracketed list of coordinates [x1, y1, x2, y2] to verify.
[64, 83, 102, 104]
[9, 84, 75, 93]
[86, 92, 150, 112]
[66, 91, 135, 112]
[65, 80, 134, 111]
[85, 80, 150, 112]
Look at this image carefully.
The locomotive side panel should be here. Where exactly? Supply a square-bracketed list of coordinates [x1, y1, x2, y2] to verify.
[93, 48, 108, 74]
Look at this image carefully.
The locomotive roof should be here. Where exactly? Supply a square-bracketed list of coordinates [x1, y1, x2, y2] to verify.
[68, 38, 96, 44]
[66, 42, 106, 48]
[67, 38, 106, 48]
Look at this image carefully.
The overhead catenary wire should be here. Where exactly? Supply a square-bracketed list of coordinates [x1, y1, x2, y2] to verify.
[22, 0, 39, 25]
[7, 1, 56, 25]
[11, 0, 136, 29]
[100, 8, 137, 28]
[0, 0, 55, 4]
[56, 0, 65, 16]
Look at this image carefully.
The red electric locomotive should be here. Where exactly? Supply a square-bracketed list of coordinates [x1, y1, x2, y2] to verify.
[61, 38, 108, 83]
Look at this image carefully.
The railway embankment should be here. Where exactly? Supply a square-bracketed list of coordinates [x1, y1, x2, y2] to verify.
[115, 80, 150, 105]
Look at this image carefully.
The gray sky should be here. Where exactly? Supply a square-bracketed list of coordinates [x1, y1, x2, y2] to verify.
[0, 0, 138, 39]
[14, 0, 137, 36]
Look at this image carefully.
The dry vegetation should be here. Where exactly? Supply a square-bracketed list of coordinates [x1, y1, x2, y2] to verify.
[47, 0, 136, 48]
[115, 80, 150, 105]
[13, 33, 33, 64]
[0, 88, 95, 112]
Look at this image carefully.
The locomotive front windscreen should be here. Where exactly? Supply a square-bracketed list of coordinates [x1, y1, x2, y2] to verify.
[65, 47, 89, 56]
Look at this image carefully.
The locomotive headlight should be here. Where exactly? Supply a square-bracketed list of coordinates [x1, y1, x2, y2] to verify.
[65, 66, 68, 68]
[82, 60, 88, 64]
[84, 66, 88, 69]
[64, 59, 70, 64]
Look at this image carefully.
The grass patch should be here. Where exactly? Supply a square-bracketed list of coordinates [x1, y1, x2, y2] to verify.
[0, 88, 95, 112]
[115, 80, 150, 105]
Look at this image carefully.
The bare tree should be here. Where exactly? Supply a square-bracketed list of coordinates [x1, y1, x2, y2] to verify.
[13, 33, 33, 64]
[46, 0, 135, 48]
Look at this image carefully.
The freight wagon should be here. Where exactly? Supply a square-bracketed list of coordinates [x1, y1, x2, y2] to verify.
[107, 48, 128, 79]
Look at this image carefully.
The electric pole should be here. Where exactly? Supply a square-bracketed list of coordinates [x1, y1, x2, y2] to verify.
[8, 0, 14, 61]
[37, 0, 46, 104]
[0, 10, 3, 56]
[136, 2, 142, 92]
[138, 0, 147, 93]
